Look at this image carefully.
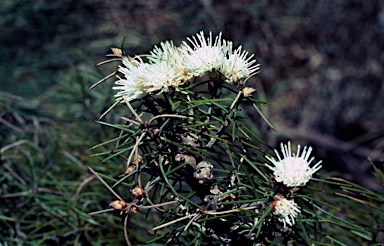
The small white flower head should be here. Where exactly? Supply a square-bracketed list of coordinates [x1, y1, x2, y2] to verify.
[220, 44, 260, 83]
[148, 40, 179, 63]
[181, 31, 228, 77]
[272, 195, 301, 228]
[112, 31, 261, 101]
[181, 31, 259, 83]
[142, 60, 179, 92]
[113, 56, 178, 101]
[265, 142, 322, 187]
[113, 56, 147, 101]
[148, 40, 192, 86]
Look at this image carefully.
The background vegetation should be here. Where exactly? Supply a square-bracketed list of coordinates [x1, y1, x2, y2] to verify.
[1, 0, 383, 245]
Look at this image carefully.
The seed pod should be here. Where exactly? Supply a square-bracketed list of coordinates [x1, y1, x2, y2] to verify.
[125, 165, 136, 174]
[110, 200, 129, 210]
[111, 48, 123, 57]
[180, 132, 200, 147]
[132, 187, 145, 199]
[242, 87, 256, 97]
[232, 72, 240, 84]
[193, 161, 214, 182]
[133, 155, 143, 165]
[130, 205, 140, 213]
[175, 153, 197, 169]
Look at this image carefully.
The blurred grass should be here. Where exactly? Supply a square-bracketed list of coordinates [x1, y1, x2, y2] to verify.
[1, 65, 123, 244]
[1, 0, 383, 244]
[0, 64, 160, 244]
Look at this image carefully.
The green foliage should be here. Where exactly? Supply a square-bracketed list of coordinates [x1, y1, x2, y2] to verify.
[0, 66, 129, 245]
[86, 46, 383, 244]
[1, 1, 383, 245]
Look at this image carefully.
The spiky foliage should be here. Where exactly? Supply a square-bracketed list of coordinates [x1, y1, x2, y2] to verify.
[88, 32, 383, 245]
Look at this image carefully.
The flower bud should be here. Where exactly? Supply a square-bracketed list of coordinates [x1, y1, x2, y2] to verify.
[125, 165, 136, 174]
[242, 87, 256, 97]
[132, 187, 145, 199]
[110, 200, 128, 210]
[111, 48, 123, 57]
[232, 72, 240, 84]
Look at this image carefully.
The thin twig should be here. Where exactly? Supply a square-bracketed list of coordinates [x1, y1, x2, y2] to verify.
[135, 146, 142, 189]
[187, 94, 194, 119]
[125, 132, 146, 171]
[89, 71, 116, 90]
[164, 213, 202, 244]
[88, 208, 115, 216]
[230, 91, 242, 110]
[96, 58, 122, 66]
[243, 68, 260, 85]
[76, 175, 95, 198]
[0, 117, 24, 133]
[183, 213, 201, 232]
[117, 112, 145, 150]
[87, 165, 124, 201]
[150, 204, 262, 232]
[0, 187, 62, 198]
[98, 100, 120, 121]
[137, 200, 180, 209]
[3, 164, 26, 185]
[205, 205, 261, 215]
[123, 97, 142, 123]
[142, 177, 166, 211]
[335, 192, 367, 204]
[150, 213, 197, 231]
[252, 103, 275, 131]
[143, 195, 165, 212]
[120, 117, 141, 126]
[205, 91, 243, 148]
[148, 114, 188, 125]
[144, 176, 161, 190]
[1, 140, 28, 153]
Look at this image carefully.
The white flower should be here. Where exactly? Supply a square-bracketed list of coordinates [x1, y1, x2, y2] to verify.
[265, 142, 322, 187]
[148, 41, 192, 86]
[272, 195, 301, 228]
[148, 40, 180, 63]
[113, 57, 147, 101]
[113, 56, 179, 101]
[181, 31, 228, 77]
[141, 60, 179, 92]
[112, 31, 262, 101]
[220, 43, 260, 82]
[181, 31, 259, 83]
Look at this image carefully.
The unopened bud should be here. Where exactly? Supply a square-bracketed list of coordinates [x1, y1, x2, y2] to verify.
[132, 187, 145, 199]
[111, 48, 123, 57]
[128, 56, 138, 66]
[130, 205, 140, 213]
[110, 200, 128, 210]
[242, 87, 256, 97]
[232, 72, 240, 84]
[133, 155, 143, 165]
[125, 165, 136, 174]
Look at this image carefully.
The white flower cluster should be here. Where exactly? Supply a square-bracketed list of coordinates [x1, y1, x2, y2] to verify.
[265, 142, 322, 187]
[272, 195, 301, 228]
[113, 31, 260, 102]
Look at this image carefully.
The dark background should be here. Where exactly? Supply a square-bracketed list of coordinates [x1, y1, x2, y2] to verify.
[1, 0, 383, 244]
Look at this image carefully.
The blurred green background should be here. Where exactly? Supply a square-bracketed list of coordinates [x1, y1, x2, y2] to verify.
[1, 0, 383, 244]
